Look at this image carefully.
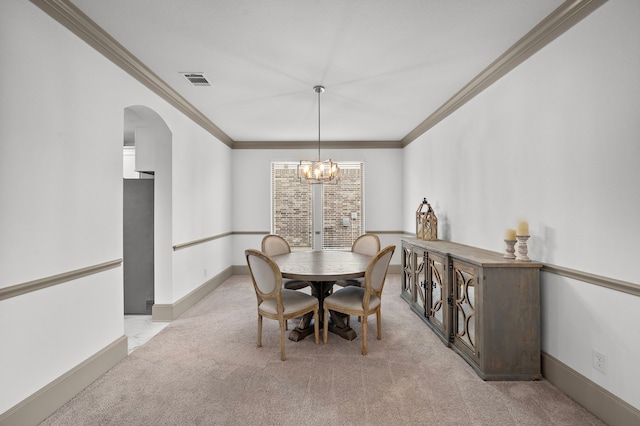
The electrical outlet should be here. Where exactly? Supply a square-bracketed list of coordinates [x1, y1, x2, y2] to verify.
[592, 350, 607, 374]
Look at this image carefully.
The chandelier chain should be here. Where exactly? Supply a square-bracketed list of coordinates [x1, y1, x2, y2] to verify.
[297, 85, 339, 184]
[314, 85, 324, 160]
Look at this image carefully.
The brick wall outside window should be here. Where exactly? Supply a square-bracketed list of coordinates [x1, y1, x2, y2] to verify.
[271, 162, 363, 250]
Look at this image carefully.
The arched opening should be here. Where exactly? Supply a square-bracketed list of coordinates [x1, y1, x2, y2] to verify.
[123, 106, 172, 321]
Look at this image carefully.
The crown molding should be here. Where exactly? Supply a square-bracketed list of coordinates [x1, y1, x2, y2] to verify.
[30, 0, 234, 148]
[233, 140, 403, 150]
[31, 0, 607, 151]
[402, 0, 608, 146]
[31, 0, 402, 150]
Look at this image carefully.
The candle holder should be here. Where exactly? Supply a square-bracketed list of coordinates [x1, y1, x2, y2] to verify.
[515, 235, 531, 262]
[503, 239, 516, 259]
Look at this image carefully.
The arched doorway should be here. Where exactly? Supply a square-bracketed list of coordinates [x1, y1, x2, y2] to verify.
[123, 106, 172, 317]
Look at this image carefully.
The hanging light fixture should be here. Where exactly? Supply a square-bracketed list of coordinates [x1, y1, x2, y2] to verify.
[298, 85, 340, 183]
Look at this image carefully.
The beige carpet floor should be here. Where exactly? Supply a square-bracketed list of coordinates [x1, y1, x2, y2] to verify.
[41, 274, 606, 426]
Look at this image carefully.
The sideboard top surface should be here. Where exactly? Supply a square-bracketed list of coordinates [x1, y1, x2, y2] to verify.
[402, 238, 542, 269]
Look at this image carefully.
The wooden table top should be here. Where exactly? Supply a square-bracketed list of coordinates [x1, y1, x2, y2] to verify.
[272, 250, 372, 282]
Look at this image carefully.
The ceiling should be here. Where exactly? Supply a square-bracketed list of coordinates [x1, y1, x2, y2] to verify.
[69, 0, 564, 145]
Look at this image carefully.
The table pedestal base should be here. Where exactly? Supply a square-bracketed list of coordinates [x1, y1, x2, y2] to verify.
[287, 317, 314, 342]
[288, 281, 357, 342]
[328, 312, 357, 341]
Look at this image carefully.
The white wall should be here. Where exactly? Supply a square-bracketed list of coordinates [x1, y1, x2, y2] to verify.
[172, 120, 232, 301]
[403, 0, 640, 409]
[231, 148, 404, 265]
[0, 0, 231, 414]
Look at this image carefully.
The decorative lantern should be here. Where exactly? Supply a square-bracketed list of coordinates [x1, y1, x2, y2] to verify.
[416, 198, 438, 241]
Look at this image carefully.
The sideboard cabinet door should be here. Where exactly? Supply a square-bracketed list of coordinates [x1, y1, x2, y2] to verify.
[451, 259, 480, 366]
[401, 241, 413, 303]
[425, 251, 451, 346]
[450, 258, 541, 380]
[412, 247, 427, 315]
[478, 266, 541, 380]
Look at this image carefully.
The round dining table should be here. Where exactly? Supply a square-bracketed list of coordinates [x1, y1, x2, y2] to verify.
[272, 250, 371, 342]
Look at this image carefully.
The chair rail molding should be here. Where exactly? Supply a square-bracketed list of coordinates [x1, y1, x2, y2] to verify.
[542, 263, 639, 298]
[0, 259, 123, 301]
[173, 232, 233, 251]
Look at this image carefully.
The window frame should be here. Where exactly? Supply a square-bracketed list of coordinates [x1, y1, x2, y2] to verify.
[270, 161, 364, 251]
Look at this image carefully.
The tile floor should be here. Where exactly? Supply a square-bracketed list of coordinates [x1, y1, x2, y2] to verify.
[124, 315, 169, 354]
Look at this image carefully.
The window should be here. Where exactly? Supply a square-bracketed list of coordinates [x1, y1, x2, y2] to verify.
[271, 162, 364, 250]
[271, 162, 313, 248]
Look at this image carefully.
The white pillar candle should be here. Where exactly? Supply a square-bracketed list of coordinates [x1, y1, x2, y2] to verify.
[517, 221, 529, 236]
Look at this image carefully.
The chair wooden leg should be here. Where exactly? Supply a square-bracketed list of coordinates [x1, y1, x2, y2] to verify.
[313, 307, 320, 345]
[257, 315, 263, 348]
[361, 315, 368, 355]
[323, 305, 329, 343]
[279, 320, 286, 361]
[376, 310, 382, 340]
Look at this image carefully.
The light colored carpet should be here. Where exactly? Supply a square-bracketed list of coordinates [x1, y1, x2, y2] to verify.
[40, 275, 605, 426]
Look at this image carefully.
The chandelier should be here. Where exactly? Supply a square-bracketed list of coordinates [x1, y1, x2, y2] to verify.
[298, 85, 340, 183]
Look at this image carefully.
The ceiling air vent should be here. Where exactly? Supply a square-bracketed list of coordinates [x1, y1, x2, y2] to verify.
[180, 72, 211, 86]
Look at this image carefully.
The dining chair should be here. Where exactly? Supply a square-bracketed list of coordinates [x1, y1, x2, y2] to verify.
[323, 245, 395, 355]
[245, 249, 320, 361]
[334, 233, 380, 288]
[261, 234, 310, 290]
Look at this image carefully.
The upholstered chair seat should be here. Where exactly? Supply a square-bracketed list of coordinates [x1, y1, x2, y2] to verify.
[321, 286, 381, 312]
[323, 245, 395, 355]
[259, 289, 320, 315]
[260, 234, 311, 329]
[245, 249, 319, 361]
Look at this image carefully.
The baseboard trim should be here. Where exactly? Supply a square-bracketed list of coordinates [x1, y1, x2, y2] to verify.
[542, 352, 640, 426]
[152, 266, 233, 321]
[0, 335, 127, 426]
[232, 264, 249, 275]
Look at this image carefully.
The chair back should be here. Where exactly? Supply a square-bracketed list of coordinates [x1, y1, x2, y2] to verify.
[364, 245, 395, 298]
[245, 249, 282, 302]
[261, 234, 292, 256]
[351, 233, 380, 257]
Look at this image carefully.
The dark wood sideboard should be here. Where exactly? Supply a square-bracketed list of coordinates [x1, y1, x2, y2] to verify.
[401, 238, 542, 381]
